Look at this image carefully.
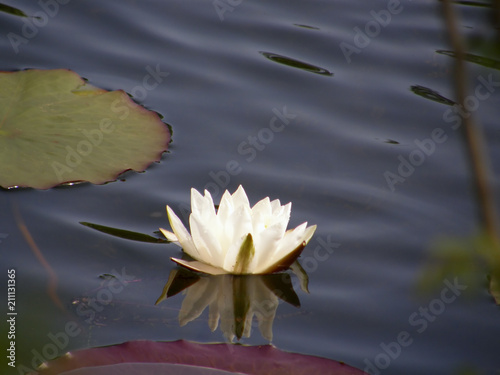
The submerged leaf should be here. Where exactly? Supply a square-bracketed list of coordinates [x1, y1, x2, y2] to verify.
[80, 222, 169, 244]
[0, 69, 170, 189]
[0, 3, 27, 17]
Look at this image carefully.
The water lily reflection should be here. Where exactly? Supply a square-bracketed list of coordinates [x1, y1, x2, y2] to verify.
[156, 264, 308, 342]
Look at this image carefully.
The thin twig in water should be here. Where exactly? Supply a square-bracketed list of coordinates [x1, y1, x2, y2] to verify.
[13, 201, 66, 312]
[441, 0, 500, 245]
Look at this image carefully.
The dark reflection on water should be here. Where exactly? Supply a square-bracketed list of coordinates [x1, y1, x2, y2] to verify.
[1, 1, 500, 375]
[410, 85, 455, 106]
[155, 267, 305, 342]
[260, 51, 333, 76]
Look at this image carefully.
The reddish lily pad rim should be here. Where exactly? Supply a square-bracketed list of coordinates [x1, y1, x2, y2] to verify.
[38, 340, 365, 375]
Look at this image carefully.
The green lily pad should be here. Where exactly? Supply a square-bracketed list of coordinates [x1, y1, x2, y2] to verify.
[0, 69, 170, 189]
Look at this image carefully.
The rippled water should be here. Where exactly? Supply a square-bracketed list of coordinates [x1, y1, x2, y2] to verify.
[2, 1, 500, 374]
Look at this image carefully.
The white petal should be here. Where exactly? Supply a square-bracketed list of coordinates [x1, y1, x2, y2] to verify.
[217, 187, 252, 257]
[222, 238, 244, 273]
[232, 185, 251, 209]
[254, 223, 317, 274]
[191, 188, 217, 223]
[218, 189, 234, 218]
[189, 214, 222, 266]
[270, 199, 282, 214]
[190, 188, 207, 216]
[216, 189, 234, 248]
[274, 222, 307, 258]
[223, 205, 254, 272]
[203, 189, 222, 238]
[230, 204, 254, 241]
[301, 224, 317, 245]
[252, 196, 272, 215]
[166, 205, 200, 259]
[251, 197, 272, 233]
[268, 202, 291, 229]
[190, 188, 204, 212]
[159, 228, 179, 243]
[251, 221, 287, 272]
[251, 202, 290, 270]
[190, 189, 225, 260]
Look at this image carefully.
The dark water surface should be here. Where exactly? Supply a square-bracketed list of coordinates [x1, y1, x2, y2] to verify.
[2, 1, 500, 374]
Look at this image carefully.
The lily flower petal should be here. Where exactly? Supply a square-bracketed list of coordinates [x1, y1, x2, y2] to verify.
[270, 198, 282, 214]
[165, 205, 200, 260]
[190, 188, 216, 218]
[159, 228, 178, 243]
[250, 197, 272, 233]
[189, 214, 222, 266]
[256, 223, 317, 274]
[275, 223, 316, 260]
[223, 205, 253, 272]
[161, 186, 318, 275]
[232, 185, 251, 209]
[251, 221, 288, 272]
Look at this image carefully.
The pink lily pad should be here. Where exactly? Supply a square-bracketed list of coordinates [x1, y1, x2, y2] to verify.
[37, 340, 364, 375]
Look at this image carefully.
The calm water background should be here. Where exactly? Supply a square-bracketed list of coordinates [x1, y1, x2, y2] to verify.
[1, 1, 500, 374]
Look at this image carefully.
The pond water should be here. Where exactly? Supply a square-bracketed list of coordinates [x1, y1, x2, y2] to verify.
[2, 1, 500, 374]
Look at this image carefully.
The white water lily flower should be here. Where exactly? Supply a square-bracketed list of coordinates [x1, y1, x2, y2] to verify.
[160, 185, 317, 275]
